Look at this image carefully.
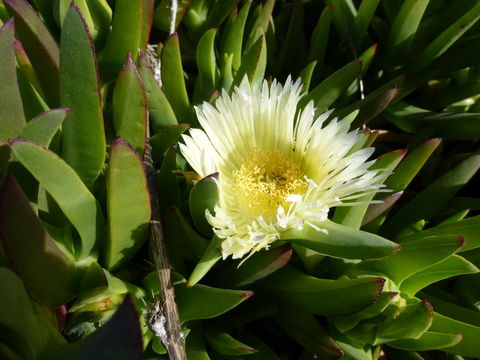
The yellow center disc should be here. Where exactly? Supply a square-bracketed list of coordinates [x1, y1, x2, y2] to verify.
[233, 149, 306, 221]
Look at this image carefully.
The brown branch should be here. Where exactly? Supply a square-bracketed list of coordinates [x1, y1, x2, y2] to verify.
[144, 140, 187, 360]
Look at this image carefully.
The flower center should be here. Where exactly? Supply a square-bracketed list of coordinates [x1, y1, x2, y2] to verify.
[233, 149, 307, 221]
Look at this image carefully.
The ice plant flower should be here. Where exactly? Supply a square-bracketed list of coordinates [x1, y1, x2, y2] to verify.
[180, 78, 387, 260]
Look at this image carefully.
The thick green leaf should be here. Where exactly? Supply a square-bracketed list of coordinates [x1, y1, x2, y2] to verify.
[299, 61, 317, 93]
[244, 0, 274, 50]
[16, 65, 49, 123]
[362, 191, 403, 226]
[221, 53, 234, 92]
[58, 0, 91, 28]
[399, 215, 480, 252]
[326, 0, 355, 36]
[386, 0, 430, 62]
[275, 306, 343, 359]
[422, 291, 480, 328]
[350, 234, 464, 284]
[351, 85, 399, 128]
[161, 33, 194, 124]
[333, 76, 404, 123]
[105, 138, 151, 271]
[189, 173, 218, 237]
[235, 330, 279, 360]
[277, 4, 306, 77]
[0, 174, 80, 308]
[139, 0, 154, 50]
[388, 331, 463, 351]
[281, 219, 400, 260]
[335, 340, 371, 360]
[206, 0, 238, 29]
[375, 299, 434, 344]
[175, 283, 253, 323]
[204, 328, 257, 355]
[383, 153, 480, 237]
[300, 59, 362, 114]
[0, 267, 38, 359]
[265, 266, 385, 316]
[138, 51, 177, 133]
[429, 312, 480, 357]
[215, 244, 292, 287]
[439, 209, 471, 225]
[0, 19, 25, 142]
[232, 33, 267, 87]
[187, 235, 223, 287]
[19, 108, 68, 147]
[422, 113, 480, 140]
[400, 255, 479, 296]
[84, 0, 113, 50]
[333, 291, 399, 333]
[10, 140, 104, 259]
[196, 28, 217, 99]
[412, 82, 480, 111]
[64, 296, 143, 360]
[352, 0, 380, 48]
[157, 146, 180, 210]
[150, 124, 189, 163]
[4, 0, 59, 106]
[384, 138, 441, 193]
[60, 3, 105, 187]
[186, 328, 210, 360]
[70, 268, 129, 312]
[98, 0, 152, 80]
[308, 5, 333, 63]
[162, 206, 209, 262]
[409, 2, 480, 73]
[222, 0, 251, 70]
[112, 54, 147, 155]
[358, 43, 378, 77]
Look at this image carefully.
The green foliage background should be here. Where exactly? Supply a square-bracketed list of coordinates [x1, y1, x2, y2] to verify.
[0, 0, 480, 359]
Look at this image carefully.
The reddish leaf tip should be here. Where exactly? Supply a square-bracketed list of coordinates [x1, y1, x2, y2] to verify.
[0, 17, 14, 31]
[421, 299, 434, 316]
[126, 52, 134, 64]
[393, 244, 403, 255]
[204, 172, 219, 181]
[457, 235, 466, 248]
[168, 32, 179, 41]
[12, 39, 25, 51]
[241, 291, 254, 299]
[55, 305, 68, 332]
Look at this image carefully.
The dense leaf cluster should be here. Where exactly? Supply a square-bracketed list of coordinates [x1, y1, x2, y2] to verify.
[0, 0, 479, 359]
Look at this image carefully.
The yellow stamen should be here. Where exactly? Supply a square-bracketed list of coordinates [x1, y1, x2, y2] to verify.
[233, 149, 307, 221]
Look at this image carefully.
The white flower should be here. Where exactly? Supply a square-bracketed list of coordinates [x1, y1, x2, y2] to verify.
[180, 77, 387, 260]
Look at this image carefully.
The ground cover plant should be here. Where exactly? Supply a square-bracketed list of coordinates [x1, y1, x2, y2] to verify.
[1, 0, 480, 359]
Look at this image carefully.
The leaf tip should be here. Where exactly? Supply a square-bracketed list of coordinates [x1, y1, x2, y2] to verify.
[241, 290, 254, 299]
[393, 244, 402, 255]
[421, 298, 434, 315]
